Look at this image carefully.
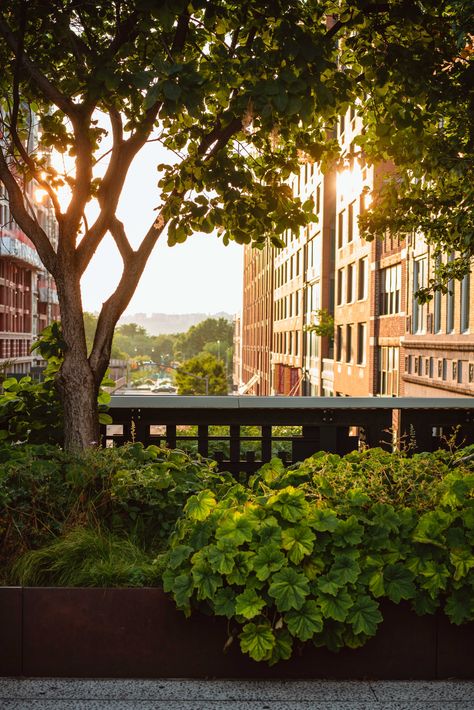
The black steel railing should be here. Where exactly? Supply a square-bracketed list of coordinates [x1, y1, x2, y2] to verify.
[103, 396, 474, 475]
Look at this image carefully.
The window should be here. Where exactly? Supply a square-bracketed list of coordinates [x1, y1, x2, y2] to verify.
[460, 272, 470, 333]
[357, 323, 366, 365]
[345, 324, 353, 363]
[446, 254, 455, 333]
[412, 257, 427, 333]
[337, 210, 344, 249]
[348, 201, 355, 243]
[347, 263, 355, 303]
[429, 357, 434, 378]
[378, 346, 399, 396]
[336, 325, 343, 361]
[380, 264, 401, 315]
[434, 288, 441, 333]
[315, 185, 321, 214]
[358, 257, 368, 300]
[336, 268, 344, 306]
[339, 113, 345, 136]
[295, 332, 299, 356]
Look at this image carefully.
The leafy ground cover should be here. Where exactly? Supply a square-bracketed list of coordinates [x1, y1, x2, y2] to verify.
[1, 443, 473, 664]
[161, 448, 474, 662]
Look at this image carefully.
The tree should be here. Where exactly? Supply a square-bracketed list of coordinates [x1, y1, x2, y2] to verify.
[175, 353, 227, 395]
[0, 1, 471, 448]
[175, 317, 233, 360]
[344, 1, 474, 294]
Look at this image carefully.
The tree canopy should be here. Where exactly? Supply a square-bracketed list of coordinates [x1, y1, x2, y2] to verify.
[175, 317, 233, 360]
[0, 0, 472, 447]
[176, 352, 227, 395]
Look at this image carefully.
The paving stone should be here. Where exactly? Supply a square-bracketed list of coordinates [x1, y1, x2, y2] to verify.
[1, 702, 473, 710]
[0, 679, 374, 702]
[370, 681, 474, 702]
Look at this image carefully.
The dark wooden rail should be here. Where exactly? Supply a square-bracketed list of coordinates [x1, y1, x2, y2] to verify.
[103, 396, 474, 475]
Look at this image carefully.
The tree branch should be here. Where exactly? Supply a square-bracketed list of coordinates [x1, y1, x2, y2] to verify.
[0, 16, 77, 117]
[88, 211, 166, 380]
[109, 215, 133, 263]
[0, 145, 57, 274]
[75, 100, 162, 274]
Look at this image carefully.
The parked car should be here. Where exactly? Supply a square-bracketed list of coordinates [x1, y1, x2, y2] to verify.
[152, 383, 177, 393]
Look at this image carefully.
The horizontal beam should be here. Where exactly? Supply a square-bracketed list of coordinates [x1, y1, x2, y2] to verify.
[109, 395, 474, 411]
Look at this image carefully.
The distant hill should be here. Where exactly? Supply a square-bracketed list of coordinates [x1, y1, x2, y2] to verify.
[118, 312, 234, 335]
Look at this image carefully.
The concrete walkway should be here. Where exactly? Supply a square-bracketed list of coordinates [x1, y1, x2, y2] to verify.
[0, 679, 474, 710]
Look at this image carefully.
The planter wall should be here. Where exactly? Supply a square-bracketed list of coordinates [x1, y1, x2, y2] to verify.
[1, 587, 473, 679]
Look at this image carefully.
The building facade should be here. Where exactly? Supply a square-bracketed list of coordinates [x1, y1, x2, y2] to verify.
[402, 237, 473, 397]
[238, 106, 474, 398]
[241, 242, 274, 394]
[0, 178, 59, 376]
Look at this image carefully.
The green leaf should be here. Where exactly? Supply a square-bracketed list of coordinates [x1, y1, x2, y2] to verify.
[309, 508, 339, 532]
[185, 490, 217, 521]
[369, 570, 385, 597]
[163, 81, 181, 101]
[384, 564, 416, 603]
[329, 553, 361, 585]
[171, 573, 193, 609]
[319, 588, 353, 622]
[98, 412, 113, 425]
[450, 549, 474, 582]
[333, 516, 364, 546]
[206, 544, 236, 575]
[285, 600, 323, 641]
[235, 589, 266, 619]
[268, 567, 309, 611]
[268, 628, 293, 666]
[419, 561, 450, 598]
[191, 565, 222, 600]
[413, 511, 454, 546]
[281, 525, 315, 564]
[348, 595, 382, 636]
[251, 543, 286, 581]
[445, 589, 474, 625]
[213, 587, 236, 618]
[267, 486, 307, 522]
[215, 511, 254, 546]
[240, 622, 275, 662]
[226, 551, 254, 585]
[167, 545, 193, 570]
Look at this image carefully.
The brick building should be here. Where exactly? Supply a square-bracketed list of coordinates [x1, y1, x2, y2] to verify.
[238, 107, 474, 398]
[0, 180, 59, 376]
[402, 237, 473, 397]
[241, 242, 274, 394]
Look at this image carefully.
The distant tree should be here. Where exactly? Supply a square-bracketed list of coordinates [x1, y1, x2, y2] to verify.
[117, 323, 147, 338]
[83, 313, 98, 354]
[175, 353, 227, 395]
[176, 318, 233, 361]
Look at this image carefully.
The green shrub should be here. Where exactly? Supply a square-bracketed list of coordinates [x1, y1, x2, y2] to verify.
[0, 442, 232, 583]
[160, 448, 474, 664]
[0, 322, 113, 446]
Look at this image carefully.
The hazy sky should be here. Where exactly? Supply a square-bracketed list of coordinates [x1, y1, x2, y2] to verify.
[78, 137, 243, 316]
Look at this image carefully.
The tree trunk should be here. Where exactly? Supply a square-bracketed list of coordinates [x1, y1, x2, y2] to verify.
[58, 351, 100, 449]
[55, 268, 100, 451]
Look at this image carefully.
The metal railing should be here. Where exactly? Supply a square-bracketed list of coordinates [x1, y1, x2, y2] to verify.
[103, 396, 474, 475]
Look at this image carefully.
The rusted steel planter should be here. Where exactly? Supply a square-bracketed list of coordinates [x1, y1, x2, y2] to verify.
[1, 587, 473, 679]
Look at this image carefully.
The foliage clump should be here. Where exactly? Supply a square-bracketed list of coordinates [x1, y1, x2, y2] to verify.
[0, 442, 232, 584]
[160, 448, 474, 663]
[3, 441, 474, 664]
